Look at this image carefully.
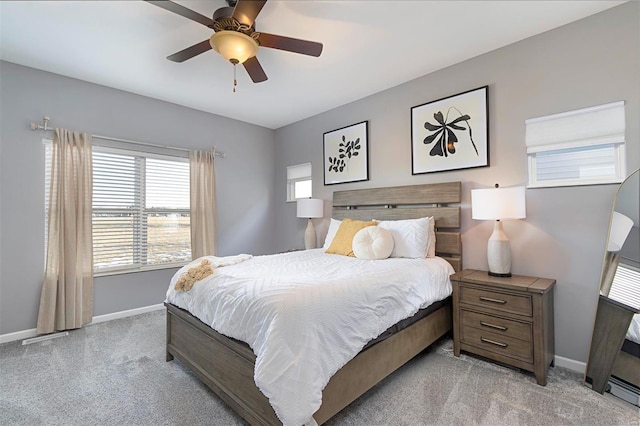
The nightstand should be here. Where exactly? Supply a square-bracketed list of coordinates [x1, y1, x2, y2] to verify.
[451, 269, 555, 385]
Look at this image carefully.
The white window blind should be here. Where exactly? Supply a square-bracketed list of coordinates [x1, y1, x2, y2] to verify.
[286, 162, 312, 202]
[43, 140, 52, 264]
[92, 148, 191, 273]
[525, 101, 626, 188]
[609, 264, 640, 310]
[45, 143, 191, 275]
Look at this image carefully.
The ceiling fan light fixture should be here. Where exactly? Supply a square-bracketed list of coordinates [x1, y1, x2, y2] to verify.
[209, 30, 258, 64]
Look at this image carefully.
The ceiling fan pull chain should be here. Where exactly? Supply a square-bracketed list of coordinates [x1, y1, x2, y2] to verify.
[233, 62, 237, 93]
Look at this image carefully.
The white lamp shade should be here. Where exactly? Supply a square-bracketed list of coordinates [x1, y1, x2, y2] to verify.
[608, 211, 634, 252]
[297, 198, 324, 218]
[471, 186, 526, 220]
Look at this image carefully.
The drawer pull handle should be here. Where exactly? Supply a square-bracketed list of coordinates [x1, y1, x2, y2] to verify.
[479, 296, 507, 304]
[480, 321, 508, 331]
[481, 337, 508, 348]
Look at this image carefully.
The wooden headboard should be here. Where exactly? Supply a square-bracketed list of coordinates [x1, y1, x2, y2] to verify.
[332, 182, 462, 271]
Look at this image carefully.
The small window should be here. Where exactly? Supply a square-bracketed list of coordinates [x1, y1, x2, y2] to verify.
[526, 101, 626, 188]
[286, 162, 312, 202]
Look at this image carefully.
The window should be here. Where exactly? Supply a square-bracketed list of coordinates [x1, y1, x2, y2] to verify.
[286, 162, 312, 202]
[525, 101, 626, 188]
[609, 264, 640, 309]
[45, 143, 191, 274]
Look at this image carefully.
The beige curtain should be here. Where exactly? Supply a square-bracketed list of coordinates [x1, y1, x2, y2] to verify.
[37, 129, 93, 335]
[190, 150, 217, 258]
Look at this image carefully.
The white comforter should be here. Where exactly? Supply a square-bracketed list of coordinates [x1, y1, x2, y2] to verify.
[166, 249, 454, 425]
[628, 314, 640, 344]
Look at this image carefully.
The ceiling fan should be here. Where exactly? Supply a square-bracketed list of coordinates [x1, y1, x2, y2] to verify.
[146, 0, 323, 87]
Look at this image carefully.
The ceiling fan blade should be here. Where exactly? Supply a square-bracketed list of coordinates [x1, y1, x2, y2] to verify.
[243, 56, 268, 83]
[232, 0, 268, 27]
[145, 1, 215, 28]
[258, 33, 323, 57]
[167, 39, 212, 62]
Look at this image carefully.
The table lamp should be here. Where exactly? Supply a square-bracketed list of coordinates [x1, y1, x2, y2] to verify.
[600, 211, 634, 296]
[297, 198, 324, 249]
[471, 184, 526, 277]
[607, 211, 634, 252]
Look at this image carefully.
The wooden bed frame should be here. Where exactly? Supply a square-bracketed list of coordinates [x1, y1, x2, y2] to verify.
[165, 182, 462, 425]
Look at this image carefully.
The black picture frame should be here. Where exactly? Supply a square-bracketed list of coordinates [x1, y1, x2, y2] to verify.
[323, 121, 369, 185]
[411, 86, 489, 175]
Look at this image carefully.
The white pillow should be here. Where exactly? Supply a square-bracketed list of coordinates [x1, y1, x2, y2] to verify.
[352, 227, 394, 260]
[377, 217, 431, 258]
[322, 218, 342, 249]
[427, 216, 436, 258]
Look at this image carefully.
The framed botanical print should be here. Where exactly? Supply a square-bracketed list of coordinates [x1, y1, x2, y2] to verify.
[411, 86, 489, 174]
[323, 121, 369, 185]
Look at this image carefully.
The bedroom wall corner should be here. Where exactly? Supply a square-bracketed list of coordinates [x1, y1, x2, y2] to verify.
[0, 61, 277, 335]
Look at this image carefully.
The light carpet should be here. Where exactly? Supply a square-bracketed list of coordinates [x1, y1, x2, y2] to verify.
[0, 310, 638, 425]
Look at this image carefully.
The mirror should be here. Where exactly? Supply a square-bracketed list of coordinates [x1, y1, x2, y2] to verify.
[600, 170, 640, 299]
[586, 168, 640, 401]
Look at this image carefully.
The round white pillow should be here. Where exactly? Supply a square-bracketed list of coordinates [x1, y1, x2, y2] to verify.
[352, 226, 394, 260]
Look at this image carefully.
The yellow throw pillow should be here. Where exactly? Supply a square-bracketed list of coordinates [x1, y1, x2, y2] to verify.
[325, 218, 377, 257]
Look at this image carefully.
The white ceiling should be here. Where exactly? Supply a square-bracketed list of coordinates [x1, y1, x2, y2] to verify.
[0, 1, 624, 129]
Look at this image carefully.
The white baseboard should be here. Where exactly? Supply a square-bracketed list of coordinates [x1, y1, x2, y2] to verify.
[90, 303, 165, 325]
[0, 303, 165, 345]
[0, 328, 39, 345]
[554, 355, 587, 374]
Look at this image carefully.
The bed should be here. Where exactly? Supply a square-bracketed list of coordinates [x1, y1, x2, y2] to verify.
[626, 314, 640, 345]
[164, 182, 462, 425]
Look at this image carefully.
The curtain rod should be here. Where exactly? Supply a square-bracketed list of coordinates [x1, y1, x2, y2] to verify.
[29, 116, 226, 158]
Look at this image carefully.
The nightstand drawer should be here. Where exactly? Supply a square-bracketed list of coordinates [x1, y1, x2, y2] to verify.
[460, 286, 532, 317]
[461, 325, 533, 362]
[461, 309, 532, 342]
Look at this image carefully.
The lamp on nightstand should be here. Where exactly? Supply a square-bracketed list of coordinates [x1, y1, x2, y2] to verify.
[297, 198, 324, 250]
[471, 184, 526, 277]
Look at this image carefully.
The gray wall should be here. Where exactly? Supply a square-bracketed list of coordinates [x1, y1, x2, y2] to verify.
[0, 61, 276, 334]
[1, 3, 638, 365]
[273, 3, 640, 363]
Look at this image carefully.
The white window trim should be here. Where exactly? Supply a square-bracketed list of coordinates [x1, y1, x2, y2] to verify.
[93, 261, 188, 277]
[95, 145, 189, 163]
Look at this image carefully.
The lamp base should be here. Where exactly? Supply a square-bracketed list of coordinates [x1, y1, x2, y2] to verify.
[487, 220, 512, 277]
[488, 271, 512, 278]
[304, 218, 317, 250]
